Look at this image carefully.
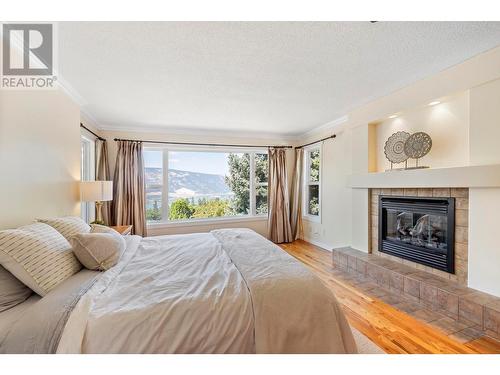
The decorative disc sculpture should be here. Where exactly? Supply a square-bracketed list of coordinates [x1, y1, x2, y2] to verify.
[404, 132, 432, 168]
[384, 131, 410, 169]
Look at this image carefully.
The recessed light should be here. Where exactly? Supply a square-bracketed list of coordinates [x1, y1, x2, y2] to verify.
[428, 101, 441, 106]
[388, 114, 398, 119]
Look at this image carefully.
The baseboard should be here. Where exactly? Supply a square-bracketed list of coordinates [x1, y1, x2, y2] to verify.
[302, 236, 333, 251]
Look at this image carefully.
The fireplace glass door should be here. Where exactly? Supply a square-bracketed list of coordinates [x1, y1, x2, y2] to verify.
[386, 209, 448, 254]
[379, 196, 455, 273]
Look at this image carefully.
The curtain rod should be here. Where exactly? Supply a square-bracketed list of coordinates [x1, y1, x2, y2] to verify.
[113, 138, 292, 149]
[295, 134, 336, 149]
[80, 123, 106, 141]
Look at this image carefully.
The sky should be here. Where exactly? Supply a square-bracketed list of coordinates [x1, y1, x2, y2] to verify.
[143, 150, 235, 176]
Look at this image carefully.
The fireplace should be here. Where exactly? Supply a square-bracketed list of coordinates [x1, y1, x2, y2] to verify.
[379, 195, 455, 273]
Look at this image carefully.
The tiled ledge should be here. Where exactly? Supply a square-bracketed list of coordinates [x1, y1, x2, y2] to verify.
[332, 247, 500, 339]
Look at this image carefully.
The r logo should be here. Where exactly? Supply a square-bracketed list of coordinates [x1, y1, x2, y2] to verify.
[2, 23, 53, 76]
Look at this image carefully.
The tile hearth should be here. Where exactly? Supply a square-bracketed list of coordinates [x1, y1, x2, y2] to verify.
[370, 187, 469, 285]
[332, 247, 500, 341]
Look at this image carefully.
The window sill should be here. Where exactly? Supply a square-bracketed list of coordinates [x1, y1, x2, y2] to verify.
[147, 215, 268, 229]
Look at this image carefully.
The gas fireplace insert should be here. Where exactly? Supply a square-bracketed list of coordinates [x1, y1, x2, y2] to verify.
[378, 195, 455, 273]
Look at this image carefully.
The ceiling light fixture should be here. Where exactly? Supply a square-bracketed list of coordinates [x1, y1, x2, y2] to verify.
[388, 114, 398, 119]
[428, 101, 441, 106]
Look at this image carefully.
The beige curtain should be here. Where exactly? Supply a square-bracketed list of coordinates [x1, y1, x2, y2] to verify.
[113, 140, 147, 236]
[95, 139, 112, 225]
[267, 147, 293, 243]
[289, 148, 304, 240]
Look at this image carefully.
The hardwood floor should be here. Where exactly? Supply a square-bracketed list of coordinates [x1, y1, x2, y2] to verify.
[279, 240, 500, 354]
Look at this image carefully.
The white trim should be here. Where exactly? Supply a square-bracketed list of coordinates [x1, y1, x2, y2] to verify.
[301, 237, 333, 251]
[161, 150, 169, 220]
[95, 118, 348, 143]
[98, 122, 297, 142]
[302, 143, 322, 223]
[56, 75, 88, 107]
[249, 153, 255, 216]
[80, 126, 97, 141]
[144, 146, 268, 224]
[80, 134, 96, 223]
[148, 215, 267, 229]
[301, 115, 349, 139]
[144, 143, 267, 154]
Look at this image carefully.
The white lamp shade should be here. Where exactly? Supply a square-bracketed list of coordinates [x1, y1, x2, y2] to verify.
[80, 181, 113, 202]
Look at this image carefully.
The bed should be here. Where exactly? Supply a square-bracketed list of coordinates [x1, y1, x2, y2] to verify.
[0, 228, 357, 354]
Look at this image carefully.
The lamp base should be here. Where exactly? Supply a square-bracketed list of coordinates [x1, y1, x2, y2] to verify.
[94, 201, 104, 225]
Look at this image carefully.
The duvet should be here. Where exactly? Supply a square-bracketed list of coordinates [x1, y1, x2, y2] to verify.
[0, 229, 357, 354]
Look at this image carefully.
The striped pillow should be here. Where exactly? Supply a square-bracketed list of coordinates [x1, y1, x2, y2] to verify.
[37, 216, 91, 240]
[0, 223, 82, 296]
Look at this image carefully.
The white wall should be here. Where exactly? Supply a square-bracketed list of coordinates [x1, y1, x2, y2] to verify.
[350, 125, 370, 252]
[0, 89, 81, 229]
[468, 189, 500, 296]
[467, 78, 500, 297]
[302, 128, 353, 249]
[374, 91, 470, 171]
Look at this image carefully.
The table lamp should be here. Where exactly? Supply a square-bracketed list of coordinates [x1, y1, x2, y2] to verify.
[80, 181, 113, 224]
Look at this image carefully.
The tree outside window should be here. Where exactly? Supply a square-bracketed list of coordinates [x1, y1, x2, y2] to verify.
[144, 149, 268, 223]
[304, 146, 321, 220]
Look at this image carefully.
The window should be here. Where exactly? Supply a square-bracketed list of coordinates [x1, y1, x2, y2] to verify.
[80, 134, 95, 223]
[303, 144, 321, 221]
[254, 153, 268, 215]
[144, 148, 268, 223]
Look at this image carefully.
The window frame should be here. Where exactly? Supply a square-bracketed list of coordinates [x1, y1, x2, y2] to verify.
[80, 133, 96, 223]
[302, 143, 322, 223]
[252, 152, 269, 217]
[144, 146, 269, 226]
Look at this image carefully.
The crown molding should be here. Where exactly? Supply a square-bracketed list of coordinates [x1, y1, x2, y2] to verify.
[98, 122, 299, 143]
[59, 80, 348, 143]
[96, 116, 350, 143]
[55, 74, 88, 107]
[301, 115, 349, 140]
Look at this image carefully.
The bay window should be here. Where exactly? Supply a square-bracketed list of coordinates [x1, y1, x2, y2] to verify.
[144, 148, 268, 223]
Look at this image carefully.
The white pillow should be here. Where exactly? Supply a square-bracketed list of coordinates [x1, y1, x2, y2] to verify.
[0, 223, 82, 296]
[91, 224, 122, 239]
[70, 233, 126, 271]
[0, 265, 32, 312]
[37, 216, 91, 240]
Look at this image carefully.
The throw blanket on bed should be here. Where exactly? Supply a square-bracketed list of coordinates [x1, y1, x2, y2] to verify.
[211, 229, 356, 353]
[1, 230, 356, 354]
[0, 270, 100, 354]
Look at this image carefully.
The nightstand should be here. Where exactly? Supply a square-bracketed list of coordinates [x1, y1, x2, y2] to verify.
[109, 225, 133, 235]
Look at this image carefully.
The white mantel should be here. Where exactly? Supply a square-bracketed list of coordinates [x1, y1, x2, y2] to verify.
[349, 164, 500, 189]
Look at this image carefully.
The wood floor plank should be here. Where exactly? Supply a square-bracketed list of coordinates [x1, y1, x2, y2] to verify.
[280, 240, 500, 354]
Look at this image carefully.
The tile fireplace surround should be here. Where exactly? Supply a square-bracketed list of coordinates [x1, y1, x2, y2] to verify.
[371, 188, 468, 285]
[333, 187, 500, 339]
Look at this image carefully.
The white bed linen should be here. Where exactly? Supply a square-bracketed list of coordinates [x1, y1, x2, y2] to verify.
[58, 233, 254, 353]
[58, 230, 356, 354]
[0, 295, 40, 337]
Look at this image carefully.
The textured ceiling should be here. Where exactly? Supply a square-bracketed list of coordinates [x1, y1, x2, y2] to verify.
[59, 22, 500, 136]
